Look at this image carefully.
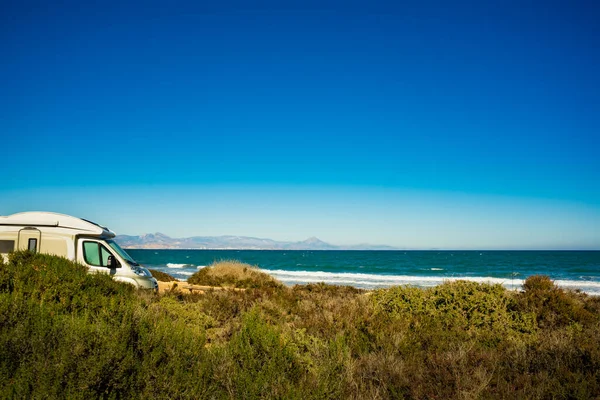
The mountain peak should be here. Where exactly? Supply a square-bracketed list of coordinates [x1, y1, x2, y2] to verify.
[302, 237, 326, 244]
[140, 232, 171, 241]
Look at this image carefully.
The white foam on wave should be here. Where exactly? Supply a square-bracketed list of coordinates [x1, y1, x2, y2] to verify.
[196, 265, 207, 269]
[261, 269, 520, 285]
[177, 271, 195, 276]
[430, 268, 444, 271]
[259, 269, 600, 295]
[167, 263, 193, 269]
[554, 279, 600, 289]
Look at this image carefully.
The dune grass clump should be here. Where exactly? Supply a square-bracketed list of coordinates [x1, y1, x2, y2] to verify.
[187, 260, 283, 289]
[148, 268, 177, 282]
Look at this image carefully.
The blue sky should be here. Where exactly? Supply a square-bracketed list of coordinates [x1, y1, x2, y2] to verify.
[1, 1, 599, 249]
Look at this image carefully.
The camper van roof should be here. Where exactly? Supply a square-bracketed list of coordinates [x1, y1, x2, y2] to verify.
[0, 212, 115, 237]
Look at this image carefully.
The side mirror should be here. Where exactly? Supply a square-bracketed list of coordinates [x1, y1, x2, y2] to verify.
[107, 255, 118, 269]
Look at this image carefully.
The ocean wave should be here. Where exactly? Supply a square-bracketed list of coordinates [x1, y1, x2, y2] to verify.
[261, 269, 523, 285]
[554, 279, 600, 288]
[167, 263, 194, 269]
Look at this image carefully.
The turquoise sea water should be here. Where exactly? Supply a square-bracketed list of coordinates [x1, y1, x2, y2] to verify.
[127, 250, 600, 295]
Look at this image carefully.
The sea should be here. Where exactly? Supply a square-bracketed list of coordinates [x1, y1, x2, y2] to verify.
[127, 250, 600, 295]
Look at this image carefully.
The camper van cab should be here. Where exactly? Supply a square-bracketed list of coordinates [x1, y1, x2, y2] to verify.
[0, 212, 158, 291]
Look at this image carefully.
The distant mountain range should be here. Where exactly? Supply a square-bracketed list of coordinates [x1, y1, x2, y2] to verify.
[115, 233, 398, 250]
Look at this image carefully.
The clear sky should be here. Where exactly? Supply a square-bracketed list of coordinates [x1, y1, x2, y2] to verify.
[1, 1, 599, 249]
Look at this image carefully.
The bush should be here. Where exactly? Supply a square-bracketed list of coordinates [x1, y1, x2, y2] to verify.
[372, 280, 536, 334]
[523, 274, 555, 292]
[520, 275, 597, 329]
[211, 309, 304, 398]
[0, 252, 211, 398]
[0, 251, 135, 314]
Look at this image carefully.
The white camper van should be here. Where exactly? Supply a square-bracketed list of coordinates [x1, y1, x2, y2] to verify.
[0, 212, 158, 290]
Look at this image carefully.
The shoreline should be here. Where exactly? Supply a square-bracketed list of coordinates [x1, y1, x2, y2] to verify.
[154, 270, 600, 296]
[155, 278, 600, 297]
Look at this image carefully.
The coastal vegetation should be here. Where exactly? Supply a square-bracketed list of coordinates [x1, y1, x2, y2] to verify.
[187, 260, 283, 289]
[1, 252, 599, 399]
[148, 268, 177, 282]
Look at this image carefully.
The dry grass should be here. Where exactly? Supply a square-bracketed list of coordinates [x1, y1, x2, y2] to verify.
[187, 260, 283, 289]
[148, 268, 177, 282]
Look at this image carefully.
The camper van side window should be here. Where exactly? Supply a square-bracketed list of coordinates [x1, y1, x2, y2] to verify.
[28, 238, 38, 253]
[83, 241, 120, 268]
[100, 246, 112, 266]
[83, 242, 101, 266]
[0, 240, 15, 253]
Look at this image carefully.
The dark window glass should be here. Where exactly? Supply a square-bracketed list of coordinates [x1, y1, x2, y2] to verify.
[0, 240, 15, 253]
[28, 238, 38, 253]
[101, 246, 111, 266]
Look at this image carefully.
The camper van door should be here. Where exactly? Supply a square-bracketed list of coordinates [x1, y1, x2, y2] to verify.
[79, 239, 120, 276]
[18, 228, 41, 253]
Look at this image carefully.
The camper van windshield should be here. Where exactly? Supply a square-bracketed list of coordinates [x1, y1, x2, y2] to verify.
[107, 240, 139, 266]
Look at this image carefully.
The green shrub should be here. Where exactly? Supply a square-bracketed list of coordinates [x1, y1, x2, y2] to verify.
[211, 309, 304, 398]
[0, 253, 209, 398]
[0, 251, 135, 314]
[372, 281, 537, 343]
[519, 275, 597, 329]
